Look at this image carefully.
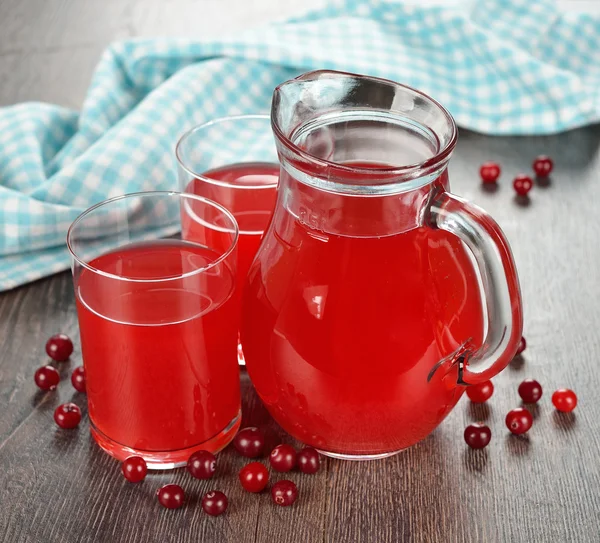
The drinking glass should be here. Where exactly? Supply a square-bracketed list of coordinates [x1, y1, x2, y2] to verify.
[68, 191, 241, 469]
[175, 115, 279, 364]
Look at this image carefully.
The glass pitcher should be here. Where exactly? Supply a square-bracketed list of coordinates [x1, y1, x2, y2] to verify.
[241, 70, 523, 460]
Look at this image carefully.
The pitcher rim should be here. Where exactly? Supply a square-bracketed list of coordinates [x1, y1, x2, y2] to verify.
[271, 70, 458, 179]
[67, 191, 239, 284]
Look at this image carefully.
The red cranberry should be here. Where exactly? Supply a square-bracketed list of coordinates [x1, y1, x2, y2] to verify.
[157, 484, 184, 509]
[187, 450, 217, 480]
[533, 155, 553, 177]
[552, 389, 577, 412]
[516, 336, 527, 356]
[465, 380, 494, 403]
[233, 427, 265, 458]
[271, 480, 298, 506]
[34, 365, 60, 391]
[513, 174, 533, 196]
[121, 456, 147, 483]
[297, 447, 320, 474]
[479, 162, 501, 184]
[54, 403, 81, 429]
[71, 366, 86, 393]
[518, 379, 543, 403]
[239, 462, 269, 493]
[269, 444, 296, 473]
[45, 334, 73, 362]
[505, 407, 533, 435]
[202, 491, 228, 516]
[463, 423, 491, 449]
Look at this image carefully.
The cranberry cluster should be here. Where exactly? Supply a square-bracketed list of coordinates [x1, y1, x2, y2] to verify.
[33, 334, 86, 429]
[123, 426, 320, 514]
[35, 332, 579, 514]
[479, 155, 554, 197]
[463, 336, 577, 449]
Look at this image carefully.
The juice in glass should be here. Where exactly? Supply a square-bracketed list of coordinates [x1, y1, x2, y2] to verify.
[68, 192, 241, 468]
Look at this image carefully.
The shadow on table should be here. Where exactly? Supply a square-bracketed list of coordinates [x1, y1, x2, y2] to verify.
[552, 411, 577, 432]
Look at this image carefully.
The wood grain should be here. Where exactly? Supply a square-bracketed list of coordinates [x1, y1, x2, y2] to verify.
[2, 1, 600, 542]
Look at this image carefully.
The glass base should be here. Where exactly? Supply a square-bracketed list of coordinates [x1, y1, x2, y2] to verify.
[90, 410, 241, 469]
[316, 448, 405, 461]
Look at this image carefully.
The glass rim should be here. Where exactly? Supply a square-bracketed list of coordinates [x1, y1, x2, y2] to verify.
[272, 70, 458, 179]
[175, 114, 279, 190]
[67, 191, 239, 284]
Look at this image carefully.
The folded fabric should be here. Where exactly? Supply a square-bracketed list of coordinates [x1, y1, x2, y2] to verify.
[1, 0, 599, 290]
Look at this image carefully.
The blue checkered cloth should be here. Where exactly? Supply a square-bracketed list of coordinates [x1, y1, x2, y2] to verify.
[1, 0, 599, 290]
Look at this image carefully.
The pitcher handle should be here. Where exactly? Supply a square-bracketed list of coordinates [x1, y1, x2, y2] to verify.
[429, 192, 524, 385]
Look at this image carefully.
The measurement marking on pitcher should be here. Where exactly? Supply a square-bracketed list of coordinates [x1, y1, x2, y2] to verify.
[298, 206, 327, 236]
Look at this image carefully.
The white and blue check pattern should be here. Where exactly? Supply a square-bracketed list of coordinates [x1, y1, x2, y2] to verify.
[1, 0, 600, 290]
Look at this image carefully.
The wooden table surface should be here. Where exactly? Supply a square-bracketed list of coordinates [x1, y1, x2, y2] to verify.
[1, 1, 600, 542]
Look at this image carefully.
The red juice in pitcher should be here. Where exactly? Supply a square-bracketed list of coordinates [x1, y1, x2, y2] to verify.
[242, 172, 485, 456]
[76, 239, 240, 463]
[185, 162, 279, 293]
